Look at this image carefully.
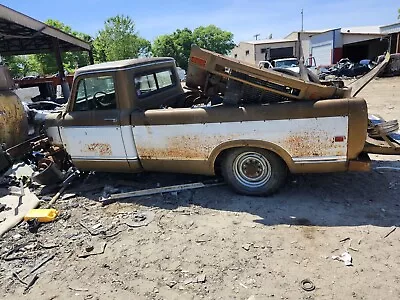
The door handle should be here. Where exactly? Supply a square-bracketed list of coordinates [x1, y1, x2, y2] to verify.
[104, 118, 117, 123]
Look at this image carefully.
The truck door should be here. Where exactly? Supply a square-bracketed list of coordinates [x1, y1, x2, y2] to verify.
[60, 73, 131, 172]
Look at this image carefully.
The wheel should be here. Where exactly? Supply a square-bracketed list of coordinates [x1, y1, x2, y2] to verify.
[221, 148, 287, 196]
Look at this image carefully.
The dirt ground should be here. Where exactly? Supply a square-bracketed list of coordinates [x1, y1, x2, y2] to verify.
[1, 77, 399, 300]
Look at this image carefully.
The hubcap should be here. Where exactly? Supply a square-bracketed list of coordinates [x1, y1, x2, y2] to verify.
[233, 152, 272, 188]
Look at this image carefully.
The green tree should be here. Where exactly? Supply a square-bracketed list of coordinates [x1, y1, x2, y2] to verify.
[152, 25, 235, 70]
[398, 8, 400, 19]
[152, 28, 194, 70]
[93, 15, 151, 62]
[192, 25, 235, 55]
[1, 55, 38, 78]
[32, 19, 92, 75]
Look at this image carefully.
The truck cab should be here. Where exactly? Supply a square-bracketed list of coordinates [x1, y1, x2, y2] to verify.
[46, 57, 185, 173]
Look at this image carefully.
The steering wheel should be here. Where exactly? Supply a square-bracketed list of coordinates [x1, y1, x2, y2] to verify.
[93, 91, 108, 108]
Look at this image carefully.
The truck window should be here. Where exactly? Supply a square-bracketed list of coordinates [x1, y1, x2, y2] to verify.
[134, 69, 175, 98]
[156, 70, 173, 88]
[73, 75, 116, 111]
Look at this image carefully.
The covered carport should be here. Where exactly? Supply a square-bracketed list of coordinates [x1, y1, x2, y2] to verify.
[0, 4, 93, 100]
[342, 33, 387, 62]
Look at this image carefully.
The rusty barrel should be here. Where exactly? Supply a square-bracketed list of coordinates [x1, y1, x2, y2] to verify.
[0, 66, 28, 148]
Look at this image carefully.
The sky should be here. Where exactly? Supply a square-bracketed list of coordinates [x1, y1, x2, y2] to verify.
[1, 0, 399, 43]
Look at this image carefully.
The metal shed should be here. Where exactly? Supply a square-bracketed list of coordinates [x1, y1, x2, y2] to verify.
[0, 4, 93, 99]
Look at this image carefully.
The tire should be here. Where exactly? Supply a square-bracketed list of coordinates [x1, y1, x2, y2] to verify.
[221, 148, 287, 196]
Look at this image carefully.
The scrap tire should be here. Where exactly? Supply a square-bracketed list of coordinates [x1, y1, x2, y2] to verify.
[221, 147, 287, 196]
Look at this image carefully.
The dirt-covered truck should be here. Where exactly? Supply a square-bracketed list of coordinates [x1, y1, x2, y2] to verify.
[3, 46, 399, 196]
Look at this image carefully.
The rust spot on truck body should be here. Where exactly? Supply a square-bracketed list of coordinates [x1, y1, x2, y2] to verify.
[283, 131, 346, 158]
[137, 135, 211, 160]
[83, 143, 112, 156]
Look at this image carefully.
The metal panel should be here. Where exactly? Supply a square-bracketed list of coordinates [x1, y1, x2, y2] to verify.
[133, 117, 349, 162]
[60, 126, 129, 161]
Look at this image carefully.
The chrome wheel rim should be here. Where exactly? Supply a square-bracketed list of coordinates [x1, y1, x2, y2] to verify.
[233, 152, 272, 188]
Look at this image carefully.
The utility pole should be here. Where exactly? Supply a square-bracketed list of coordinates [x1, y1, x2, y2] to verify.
[254, 33, 260, 40]
[301, 9, 304, 32]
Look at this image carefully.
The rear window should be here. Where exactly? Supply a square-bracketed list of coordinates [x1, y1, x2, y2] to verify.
[134, 69, 176, 98]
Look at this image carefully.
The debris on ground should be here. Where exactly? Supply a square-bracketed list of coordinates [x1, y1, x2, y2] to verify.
[300, 279, 315, 291]
[23, 208, 59, 223]
[332, 252, 353, 266]
[100, 181, 224, 205]
[0, 187, 40, 236]
[125, 211, 155, 228]
[78, 242, 107, 258]
[382, 226, 397, 238]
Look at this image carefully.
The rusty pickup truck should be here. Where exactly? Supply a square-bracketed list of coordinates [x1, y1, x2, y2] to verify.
[40, 46, 399, 195]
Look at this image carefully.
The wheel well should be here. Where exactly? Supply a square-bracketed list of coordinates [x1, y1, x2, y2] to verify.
[213, 146, 288, 175]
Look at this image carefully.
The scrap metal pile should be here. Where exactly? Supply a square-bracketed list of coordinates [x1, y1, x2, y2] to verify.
[319, 54, 400, 80]
[185, 46, 390, 106]
[319, 58, 377, 80]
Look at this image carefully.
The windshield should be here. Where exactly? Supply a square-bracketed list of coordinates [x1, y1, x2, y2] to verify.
[275, 59, 299, 68]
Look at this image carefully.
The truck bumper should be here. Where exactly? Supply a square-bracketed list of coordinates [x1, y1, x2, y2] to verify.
[348, 153, 371, 172]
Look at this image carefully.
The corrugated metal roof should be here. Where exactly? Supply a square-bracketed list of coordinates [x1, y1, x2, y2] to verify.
[285, 30, 333, 39]
[380, 22, 400, 34]
[0, 4, 91, 55]
[341, 26, 382, 34]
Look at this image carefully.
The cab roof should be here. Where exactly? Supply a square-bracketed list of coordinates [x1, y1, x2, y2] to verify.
[75, 57, 175, 76]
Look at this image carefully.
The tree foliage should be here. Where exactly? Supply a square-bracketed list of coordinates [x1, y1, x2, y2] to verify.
[1, 19, 91, 77]
[192, 25, 235, 55]
[152, 25, 235, 70]
[32, 19, 92, 75]
[152, 28, 194, 70]
[398, 8, 400, 19]
[1, 55, 39, 78]
[93, 15, 151, 62]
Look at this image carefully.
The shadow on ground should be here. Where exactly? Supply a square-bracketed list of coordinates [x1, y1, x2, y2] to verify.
[70, 160, 400, 228]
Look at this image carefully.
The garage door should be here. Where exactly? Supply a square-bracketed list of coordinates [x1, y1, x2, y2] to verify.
[312, 43, 332, 66]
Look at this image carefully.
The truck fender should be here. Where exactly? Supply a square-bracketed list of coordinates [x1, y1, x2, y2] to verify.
[208, 140, 294, 172]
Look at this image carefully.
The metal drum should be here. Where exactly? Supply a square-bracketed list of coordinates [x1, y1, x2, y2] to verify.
[0, 66, 28, 148]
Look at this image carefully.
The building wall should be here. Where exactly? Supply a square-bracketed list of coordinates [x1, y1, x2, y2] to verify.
[285, 32, 322, 59]
[231, 42, 255, 64]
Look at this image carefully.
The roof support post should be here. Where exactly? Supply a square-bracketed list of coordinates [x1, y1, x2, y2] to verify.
[88, 49, 94, 65]
[52, 37, 70, 101]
